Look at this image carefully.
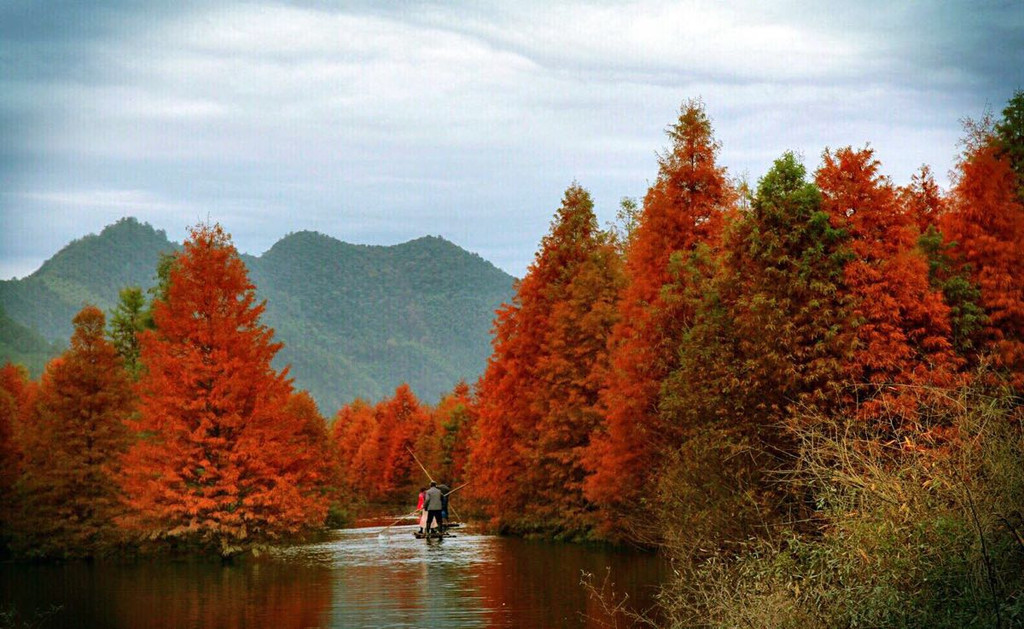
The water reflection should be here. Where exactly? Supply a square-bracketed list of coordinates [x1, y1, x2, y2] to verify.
[0, 524, 665, 628]
[0, 557, 334, 629]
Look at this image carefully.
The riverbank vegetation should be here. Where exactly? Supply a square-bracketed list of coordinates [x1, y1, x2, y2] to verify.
[458, 91, 1024, 623]
[1, 90, 1023, 622]
[660, 386, 1024, 627]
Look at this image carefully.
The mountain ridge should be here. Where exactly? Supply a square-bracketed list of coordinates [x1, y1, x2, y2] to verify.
[0, 217, 514, 412]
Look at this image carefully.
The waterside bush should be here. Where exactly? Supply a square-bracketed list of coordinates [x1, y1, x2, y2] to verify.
[658, 385, 1024, 628]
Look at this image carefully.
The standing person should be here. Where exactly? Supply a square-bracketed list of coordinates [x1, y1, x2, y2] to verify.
[437, 481, 451, 532]
[423, 481, 444, 538]
[416, 487, 427, 535]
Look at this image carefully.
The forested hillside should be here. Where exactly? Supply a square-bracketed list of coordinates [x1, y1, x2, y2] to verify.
[0, 218, 178, 346]
[249, 231, 514, 411]
[0, 305, 58, 375]
[0, 218, 514, 411]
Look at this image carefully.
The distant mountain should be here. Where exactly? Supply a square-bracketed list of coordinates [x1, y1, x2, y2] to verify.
[0, 218, 179, 344]
[248, 230, 514, 411]
[0, 218, 514, 412]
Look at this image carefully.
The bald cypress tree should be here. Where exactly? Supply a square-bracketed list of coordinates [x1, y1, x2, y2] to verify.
[122, 224, 326, 555]
[0, 363, 32, 551]
[13, 307, 133, 558]
[663, 152, 852, 434]
[816, 147, 959, 426]
[943, 114, 1024, 390]
[654, 153, 853, 552]
[109, 286, 147, 378]
[470, 183, 622, 536]
[585, 100, 734, 537]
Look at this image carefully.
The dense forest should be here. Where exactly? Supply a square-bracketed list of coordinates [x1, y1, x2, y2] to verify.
[2, 91, 1023, 626]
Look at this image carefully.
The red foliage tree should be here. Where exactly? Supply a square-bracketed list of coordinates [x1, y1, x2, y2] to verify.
[663, 152, 854, 436]
[276, 391, 335, 526]
[585, 100, 733, 530]
[906, 170, 987, 360]
[0, 363, 32, 543]
[432, 381, 475, 489]
[12, 306, 133, 557]
[816, 147, 958, 426]
[122, 224, 326, 554]
[331, 399, 378, 499]
[0, 363, 32, 414]
[471, 183, 622, 535]
[331, 385, 433, 503]
[375, 384, 430, 500]
[898, 165, 947, 234]
[943, 129, 1024, 389]
[651, 153, 855, 550]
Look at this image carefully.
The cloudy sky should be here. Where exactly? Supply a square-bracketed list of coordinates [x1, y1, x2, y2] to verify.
[1, 1, 1021, 279]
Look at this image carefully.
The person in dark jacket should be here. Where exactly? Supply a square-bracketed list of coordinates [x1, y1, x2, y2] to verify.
[423, 481, 444, 537]
[437, 482, 451, 532]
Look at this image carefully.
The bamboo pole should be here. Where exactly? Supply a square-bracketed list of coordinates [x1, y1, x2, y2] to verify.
[406, 446, 435, 483]
[378, 508, 421, 537]
[406, 447, 470, 524]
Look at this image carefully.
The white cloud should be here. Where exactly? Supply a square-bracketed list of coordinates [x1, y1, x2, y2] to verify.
[1, 1, 1018, 278]
[17, 189, 187, 212]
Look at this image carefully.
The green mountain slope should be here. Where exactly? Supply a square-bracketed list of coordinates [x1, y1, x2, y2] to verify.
[249, 231, 514, 411]
[0, 304, 59, 377]
[0, 217, 179, 342]
[0, 219, 514, 412]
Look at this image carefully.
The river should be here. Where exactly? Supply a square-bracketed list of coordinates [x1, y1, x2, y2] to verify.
[0, 522, 666, 628]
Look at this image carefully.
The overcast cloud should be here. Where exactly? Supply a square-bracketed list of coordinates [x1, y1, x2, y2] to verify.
[2, 1, 1021, 279]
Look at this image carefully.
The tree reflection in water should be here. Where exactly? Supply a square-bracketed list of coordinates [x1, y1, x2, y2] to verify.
[0, 525, 664, 628]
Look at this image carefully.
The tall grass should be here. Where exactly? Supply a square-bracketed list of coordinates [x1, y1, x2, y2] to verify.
[657, 385, 1024, 628]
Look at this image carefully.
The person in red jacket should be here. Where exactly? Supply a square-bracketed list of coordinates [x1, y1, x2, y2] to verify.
[415, 487, 427, 535]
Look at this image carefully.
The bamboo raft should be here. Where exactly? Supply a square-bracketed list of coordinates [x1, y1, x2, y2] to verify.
[413, 522, 461, 539]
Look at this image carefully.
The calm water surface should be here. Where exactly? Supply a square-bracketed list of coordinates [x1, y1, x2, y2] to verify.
[0, 522, 666, 628]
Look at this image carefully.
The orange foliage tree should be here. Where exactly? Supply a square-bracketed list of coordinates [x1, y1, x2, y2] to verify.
[331, 398, 378, 499]
[375, 383, 430, 500]
[905, 167, 988, 360]
[898, 165, 947, 234]
[11, 306, 133, 558]
[585, 100, 733, 530]
[0, 363, 32, 548]
[331, 385, 434, 504]
[122, 224, 327, 554]
[432, 381, 475, 490]
[943, 119, 1024, 389]
[650, 153, 854, 549]
[662, 152, 854, 435]
[471, 183, 622, 536]
[816, 147, 958, 427]
[0, 365, 29, 480]
[280, 391, 336, 520]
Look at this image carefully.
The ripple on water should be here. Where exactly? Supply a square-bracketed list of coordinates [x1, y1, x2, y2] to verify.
[269, 523, 499, 627]
[0, 522, 665, 628]
[271, 524, 499, 568]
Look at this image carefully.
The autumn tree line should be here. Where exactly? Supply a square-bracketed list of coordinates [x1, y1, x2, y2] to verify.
[1, 93, 1022, 573]
[466, 91, 1024, 625]
[463, 92, 1022, 541]
[0, 225, 471, 559]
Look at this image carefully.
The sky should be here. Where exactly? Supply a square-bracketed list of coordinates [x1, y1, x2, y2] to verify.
[1, 1, 1021, 279]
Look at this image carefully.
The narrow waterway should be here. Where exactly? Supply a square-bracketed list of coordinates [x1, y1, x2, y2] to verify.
[1, 523, 666, 628]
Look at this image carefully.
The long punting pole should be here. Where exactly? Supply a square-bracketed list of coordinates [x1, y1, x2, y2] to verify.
[406, 446, 435, 483]
[380, 508, 420, 535]
[444, 481, 470, 497]
[406, 447, 470, 523]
